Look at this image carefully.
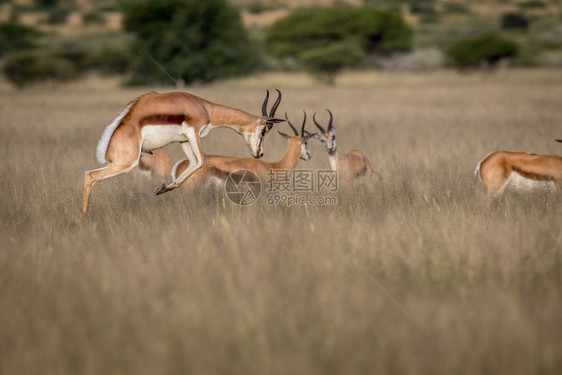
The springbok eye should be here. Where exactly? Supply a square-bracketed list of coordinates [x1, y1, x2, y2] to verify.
[261, 127, 267, 136]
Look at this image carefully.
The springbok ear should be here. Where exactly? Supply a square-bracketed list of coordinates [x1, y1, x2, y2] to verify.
[259, 117, 286, 127]
[277, 130, 290, 139]
[303, 132, 317, 141]
[304, 130, 320, 139]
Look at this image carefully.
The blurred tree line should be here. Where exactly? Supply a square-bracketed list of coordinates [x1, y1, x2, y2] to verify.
[266, 5, 413, 84]
[0, 0, 527, 87]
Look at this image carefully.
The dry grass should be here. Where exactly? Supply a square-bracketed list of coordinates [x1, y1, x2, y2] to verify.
[1, 69, 561, 374]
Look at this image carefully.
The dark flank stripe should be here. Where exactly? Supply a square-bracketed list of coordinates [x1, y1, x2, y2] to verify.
[513, 167, 554, 181]
[140, 114, 185, 126]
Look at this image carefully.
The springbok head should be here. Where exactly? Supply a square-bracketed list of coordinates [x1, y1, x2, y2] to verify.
[311, 109, 337, 155]
[249, 89, 285, 158]
[278, 110, 316, 161]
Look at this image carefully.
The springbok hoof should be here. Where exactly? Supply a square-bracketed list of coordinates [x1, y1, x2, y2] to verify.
[155, 184, 168, 195]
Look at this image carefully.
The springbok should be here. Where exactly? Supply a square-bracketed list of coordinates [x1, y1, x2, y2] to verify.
[137, 149, 175, 180]
[474, 140, 562, 196]
[309, 109, 374, 181]
[167, 111, 316, 189]
[82, 90, 284, 214]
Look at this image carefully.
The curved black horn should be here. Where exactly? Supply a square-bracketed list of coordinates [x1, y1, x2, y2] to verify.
[269, 89, 282, 118]
[313, 113, 326, 133]
[262, 90, 270, 117]
[556, 139, 562, 143]
[301, 110, 307, 137]
[326, 109, 334, 131]
[284, 111, 298, 136]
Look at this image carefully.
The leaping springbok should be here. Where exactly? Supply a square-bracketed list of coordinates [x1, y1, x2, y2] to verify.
[474, 140, 562, 196]
[82, 90, 285, 214]
[309, 109, 374, 182]
[169, 111, 316, 188]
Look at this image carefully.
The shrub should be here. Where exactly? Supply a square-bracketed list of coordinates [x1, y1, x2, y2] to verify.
[45, 6, 71, 25]
[50, 46, 90, 71]
[2, 40, 131, 88]
[299, 41, 366, 84]
[410, 2, 435, 14]
[0, 21, 40, 57]
[446, 32, 519, 70]
[87, 44, 131, 74]
[519, 0, 547, 9]
[3, 51, 78, 87]
[33, 0, 58, 8]
[266, 5, 413, 58]
[121, 0, 259, 85]
[246, 2, 280, 14]
[83, 10, 106, 26]
[419, 10, 439, 24]
[501, 12, 530, 31]
[442, 2, 471, 14]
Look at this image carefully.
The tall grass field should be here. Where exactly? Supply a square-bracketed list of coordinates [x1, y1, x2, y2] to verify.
[1, 70, 561, 374]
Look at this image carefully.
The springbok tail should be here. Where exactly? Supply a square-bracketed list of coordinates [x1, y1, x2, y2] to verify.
[95, 98, 137, 164]
[474, 152, 493, 185]
[473, 163, 481, 184]
[473, 160, 484, 184]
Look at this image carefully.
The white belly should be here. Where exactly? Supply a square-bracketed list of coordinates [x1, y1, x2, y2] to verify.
[141, 125, 186, 151]
[503, 172, 556, 193]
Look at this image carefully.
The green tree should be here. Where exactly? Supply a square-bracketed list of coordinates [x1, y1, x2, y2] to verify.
[501, 12, 529, 32]
[121, 0, 259, 85]
[446, 32, 519, 70]
[265, 5, 411, 82]
[300, 41, 365, 85]
[266, 5, 412, 58]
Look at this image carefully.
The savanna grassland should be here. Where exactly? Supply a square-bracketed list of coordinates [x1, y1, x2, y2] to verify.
[1, 69, 561, 374]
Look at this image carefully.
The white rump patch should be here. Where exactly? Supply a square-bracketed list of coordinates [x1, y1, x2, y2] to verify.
[500, 172, 556, 194]
[96, 100, 136, 164]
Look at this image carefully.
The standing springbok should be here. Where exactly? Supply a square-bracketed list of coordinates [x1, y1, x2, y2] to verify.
[137, 149, 175, 180]
[170, 111, 316, 188]
[474, 140, 562, 196]
[82, 90, 284, 214]
[309, 109, 373, 181]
